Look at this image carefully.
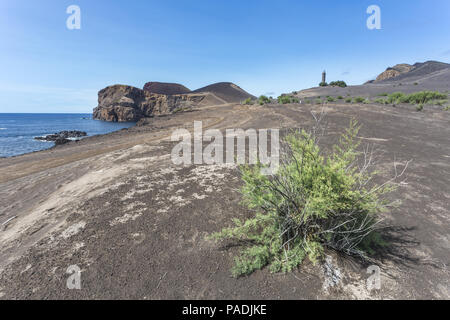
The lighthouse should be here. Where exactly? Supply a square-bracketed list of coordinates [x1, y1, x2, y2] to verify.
[322, 70, 326, 83]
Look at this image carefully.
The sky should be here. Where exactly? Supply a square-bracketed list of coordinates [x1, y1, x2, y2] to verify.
[0, 0, 449, 113]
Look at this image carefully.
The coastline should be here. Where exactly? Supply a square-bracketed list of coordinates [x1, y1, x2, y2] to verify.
[0, 113, 136, 159]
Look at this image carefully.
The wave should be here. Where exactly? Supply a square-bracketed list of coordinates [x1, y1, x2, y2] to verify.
[0, 128, 6, 130]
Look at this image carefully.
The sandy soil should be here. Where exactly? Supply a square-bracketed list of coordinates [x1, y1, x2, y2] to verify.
[0, 102, 449, 299]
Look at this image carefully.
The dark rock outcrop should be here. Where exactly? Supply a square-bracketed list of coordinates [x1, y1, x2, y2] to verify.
[35, 131, 87, 145]
[143, 82, 191, 95]
[92, 85, 206, 122]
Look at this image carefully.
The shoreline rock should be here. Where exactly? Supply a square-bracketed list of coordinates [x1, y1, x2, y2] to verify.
[34, 131, 87, 145]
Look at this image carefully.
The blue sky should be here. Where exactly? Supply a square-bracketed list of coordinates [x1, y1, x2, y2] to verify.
[0, 0, 449, 113]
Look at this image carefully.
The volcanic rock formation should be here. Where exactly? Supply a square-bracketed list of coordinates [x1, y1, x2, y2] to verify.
[92, 85, 208, 122]
[93, 82, 255, 122]
[143, 82, 191, 95]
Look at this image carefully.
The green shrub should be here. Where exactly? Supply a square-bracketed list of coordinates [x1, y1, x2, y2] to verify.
[374, 98, 387, 104]
[337, 96, 344, 100]
[243, 98, 254, 105]
[278, 95, 292, 104]
[172, 107, 190, 114]
[329, 81, 347, 88]
[327, 96, 335, 102]
[387, 91, 448, 105]
[345, 98, 352, 103]
[210, 121, 399, 277]
[444, 106, 450, 111]
[319, 82, 328, 87]
[315, 99, 323, 104]
[386, 92, 406, 104]
[354, 97, 365, 103]
[292, 97, 300, 103]
[416, 104, 424, 111]
[414, 82, 418, 86]
[434, 99, 448, 106]
[377, 93, 388, 97]
[258, 95, 271, 105]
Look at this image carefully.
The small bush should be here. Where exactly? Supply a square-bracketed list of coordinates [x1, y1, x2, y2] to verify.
[374, 98, 387, 104]
[377, 93, 388, 97]
[434, 99, 448, 106]
[319, 82, 328, 87]
[242, 98, 254, 105]
[278, 95, 292, 104]
[210, 120, 402, 277]
[354, 97, 365, 103]
[315, 99, 323, 104]
[386, 92, 405, 104]
[258, 95, 271, 105]
[327, 96, 335, 102]
[172, 107, 190, 114]
[414, 82, 418, 86]
[337, 96, 344, 100]
[345, 98, 352, 103]
[416, 104, 424, 111]
[292, 97, 300, 103]
[329, 81, 347, 88]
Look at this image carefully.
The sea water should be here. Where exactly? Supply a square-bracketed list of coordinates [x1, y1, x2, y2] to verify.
[0, 113, 135, 157]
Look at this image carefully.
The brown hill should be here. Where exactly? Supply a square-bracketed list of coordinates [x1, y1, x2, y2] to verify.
[143, 82, 191, 95]
[374, 61, 450, 83]
[295, 60, 450, 99]
[375, 64, 414, 81]
[192, 82, 256, 103]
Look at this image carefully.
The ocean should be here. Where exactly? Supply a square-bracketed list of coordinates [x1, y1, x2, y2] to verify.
[0, 113, 135, 158]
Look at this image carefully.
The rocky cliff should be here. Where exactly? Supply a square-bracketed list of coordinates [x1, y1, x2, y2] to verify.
[93, 81, 256, 122]
[375, 64, 414, 82]
[93, 85, 205, 122]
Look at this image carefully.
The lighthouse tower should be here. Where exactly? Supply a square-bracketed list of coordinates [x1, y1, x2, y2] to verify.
[322, 70, 326, 83]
